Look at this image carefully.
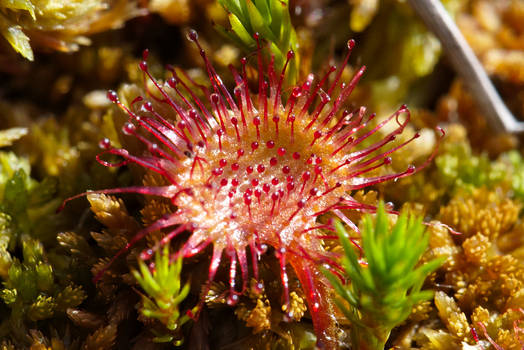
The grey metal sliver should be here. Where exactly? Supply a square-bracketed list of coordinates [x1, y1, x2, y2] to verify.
[407, 0, 524, 133]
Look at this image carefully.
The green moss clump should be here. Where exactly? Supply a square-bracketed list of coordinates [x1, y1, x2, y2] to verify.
[0, 134, 87, 345]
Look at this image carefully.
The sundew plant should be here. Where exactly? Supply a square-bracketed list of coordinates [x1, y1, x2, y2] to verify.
[61, 26, 444, 347]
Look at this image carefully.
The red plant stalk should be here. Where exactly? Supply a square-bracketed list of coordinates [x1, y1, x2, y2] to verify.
[62, 30, 443, 348]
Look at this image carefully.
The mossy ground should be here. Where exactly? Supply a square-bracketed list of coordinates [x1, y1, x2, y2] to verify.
[1, 0, 524, 349]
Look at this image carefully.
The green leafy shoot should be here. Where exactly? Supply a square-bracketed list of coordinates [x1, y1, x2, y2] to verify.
[323, 202, 444, 350]
[132, 246, 194, 344]
[216, 0, 299, 83]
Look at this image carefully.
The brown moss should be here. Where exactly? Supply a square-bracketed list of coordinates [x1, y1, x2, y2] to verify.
[82, 324, 117, 350]
[244, 299, 272, 334]
[434, 291, 471, 342]
[462, 233, 491, 265]
[439, 187, 519, 240]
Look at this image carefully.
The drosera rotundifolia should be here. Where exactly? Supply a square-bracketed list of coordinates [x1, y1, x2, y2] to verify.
[60, 29, 444, 348]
